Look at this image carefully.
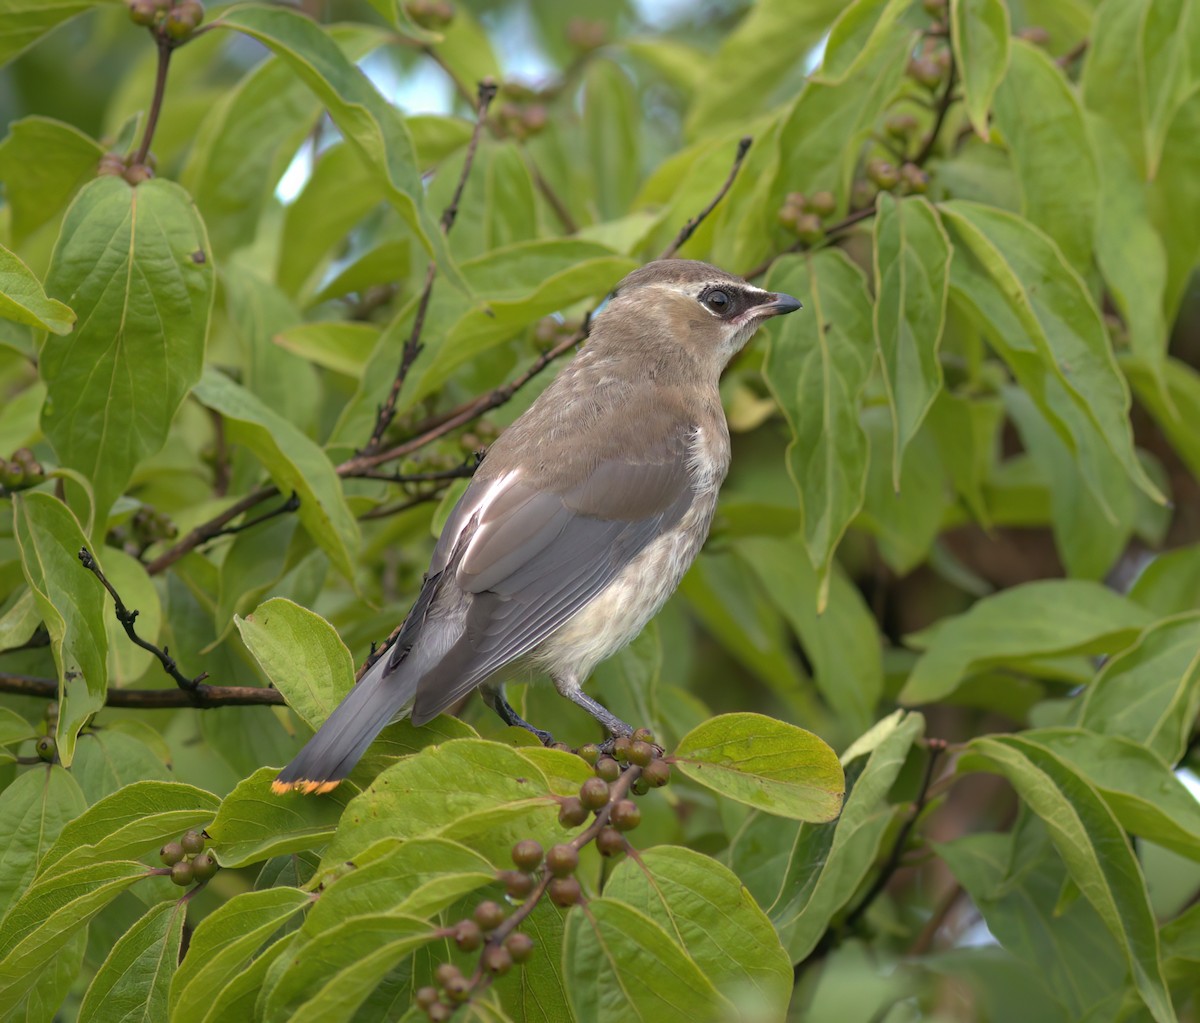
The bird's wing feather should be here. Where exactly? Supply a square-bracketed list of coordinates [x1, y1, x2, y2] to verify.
[408, 425, 697, 724]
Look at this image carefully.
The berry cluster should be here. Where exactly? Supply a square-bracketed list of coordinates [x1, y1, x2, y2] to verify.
[0, 449, 44, 494]
[106, 504, 179, 558]
[126, 0, 204, 42]
[777, 190, 837, 246]
[160, 830, 219, 887]
[416, 731, 671, 1019]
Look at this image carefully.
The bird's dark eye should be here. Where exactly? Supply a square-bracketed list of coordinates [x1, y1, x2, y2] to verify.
[703, 289, 729, 313]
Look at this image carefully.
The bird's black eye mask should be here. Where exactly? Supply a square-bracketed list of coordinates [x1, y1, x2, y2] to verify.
[698, 285, 752, 319]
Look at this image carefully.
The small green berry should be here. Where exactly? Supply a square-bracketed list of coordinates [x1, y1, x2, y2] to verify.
[415, 986, 440, 1011]
[794, 213, 825, 245]
[551, 741, 572, 753]
[866, 159, 900, 190]
[473, 900, 506, 931]
[596, 826, 625, 857]
[808, 190, 836, 218]
[628, 741, 654, 767]
[35, 735, 56, 763]
[576, 743, 600, 766]
[180, 830, 205, 855]
[483, 944, 513, 976]
[506, 931, 535, 963]
[160, 841, 185, 866]
[548, 876, 582, 907]
[511, 839, 543, 871]
[546, 843, 579, 877]
[610, 799, 641, 832]
[169, 860, 194, 887]
[558, 797, 588, 828]
[611, 736, 632, 762]
[631, 776, 650, 796]
[595, 757, 621, 783]
[885, 112, 919, 139]
[428, 1003, 452, 1023]
[191, 852, 218, 880]
[643, 759, 671, 788]
[434, 962, 463, 990]
[499, 869, 535, 899]
[442, 973, 470, 1003]
[454, 919, 483, 951]
[579, 776, 610, 810]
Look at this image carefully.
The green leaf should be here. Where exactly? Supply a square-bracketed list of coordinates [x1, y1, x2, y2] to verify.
[37, 780, 219, 877]
[40, 176, 214, 524]
[272, 322, 381, 380]
[0, 243, 74, 334]
[0, 766, 86, 925]
[262, 912, 439, 1023]
[0, 116, 105, 247]
[604, 846, 792, 1014]
[940, 200, 1163, 507]
[672, 712, 844, 822]
[738, 711, 925, 960]
[960, 735, 1175, 1023]
[214, 4, 464, 292]
[1151, 85, 1200, 322]
[819, 0, 920, 83]
[1028, 728, 1200, 861]
[400, 239, 635, 410]
[77, 900, 186, 1023]
[0, 861, 150, 1015]
[1128, 546, 1200, 617]
[763, 250, 875, 600]
[181, 26, 382, 259]
[324, 739, 565, 866]
[738, 537, 883, 734]
[563, 898, 730, 1022]
[235, 598, 355, 730]
[13, 492, 108, 766]
[684, 0, 854, 137]
[169, 887, 311, 1021]
[201, 932, 296, 1023]
[992, 40, 1097, 274]
[950, 0, 1011, 141]
[71, 729, 173, 805]
[192, 369, 361, 581]
[1125, 355, 1200, 482]
[584, 59, 641, 221]
[100, 546, 163, 684]
[0, 588, 40, 654]
[872, 194, 951, 488]
[303, 837, 494, 931]
[937, 827, 1133, 1020]
[0, 0, 117, 66]
[900, 579, 1152, 704]
[0, 706, 36, 748]
[208, 767, 359, 869]
[1077, 613, 1200, 764]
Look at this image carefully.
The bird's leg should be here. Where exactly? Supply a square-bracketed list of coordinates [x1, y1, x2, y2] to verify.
[551, 673, 635, 746]
[480, 684, 555, 746]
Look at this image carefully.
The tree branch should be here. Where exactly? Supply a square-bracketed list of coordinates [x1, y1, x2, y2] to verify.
[145, 485, 279, 576]
[659, 136, 752, 259]
[0, 671, 284, 708]
[911, 48, 958, 167]
[361, 79, 498, 456]
[133, 35, 172, 168]
[80, 547, 209, 693]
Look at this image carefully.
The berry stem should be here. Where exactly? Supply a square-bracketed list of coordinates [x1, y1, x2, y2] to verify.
[133, 34, 172, 168]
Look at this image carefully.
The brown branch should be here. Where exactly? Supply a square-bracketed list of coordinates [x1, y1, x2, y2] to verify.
[745, 205, 877, 281]
[911, 47, 957, 167]
[80, 547, 209, 693]
[145, 485, 279, 576]
[1056, 38, 1088, 68]
[357, 485, 453, 522]
[133, 35, 172, 168]
[202, 491, 300, 543]
[361, 79, 498, 456]
[0, 671, 283, 708]
[351, 460, 480, 485]
[524, 151, 579, 234]
[660, 136, 752, 259]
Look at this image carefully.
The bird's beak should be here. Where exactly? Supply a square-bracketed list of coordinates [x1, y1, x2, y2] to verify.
[758, 292, 802, 317]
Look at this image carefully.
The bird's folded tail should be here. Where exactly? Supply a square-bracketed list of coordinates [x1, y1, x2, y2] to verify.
[271, 649, 418, 795]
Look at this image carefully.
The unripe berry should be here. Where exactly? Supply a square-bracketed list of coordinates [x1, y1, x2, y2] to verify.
[548, 876, 582, 906]
[610, 799, 641, 832]
[900, 162, 929, 193]
[126, 0, 164, 26]
[181, 830, 205, 855]
[794, 213, 825, 245]
[851, 179, 877, 209]
[631, 776, 650, 796]
[551, 741, 572, 753]
[506, 931, 535, 963]
[866, 159, 900, 190]
[442, 973, 470, 1002]
[558, 797, 587, 828]
[906, 57, 942, 89]
[921, 0, 947, 15]
[483, 944, 513, 976]
[628, 741, 655, 767]
[415, 986, 440, 1010]
[169, 860, 194, 887]
[35, 735, 56, 763]
[434, 962, 463, 990]
[611, 736, 632, 762]
[885, 112, 919, 139]
[579, 776, 610, 810]
[546, 843, 579, 877]
[777, 204, 801, 230]
[596, 826, 625, 857]
[499, 869, 535, 899]
[123, 164, 154, 186]
[783, 192, 807, 212]
[565, 17, 607, 52]
[511, 839, 543, 871]
[159, 841, 185, 866]
[576, 743, 600, 766]
[643, 759, 671, 787]
[808, 190, 836, 218]
[474, 900, 506, 931]
[595, 757, 621, 783]
[428, 1004, 452, 1023]
[454, 919, 482, 951]
[191, 852, 218, 880]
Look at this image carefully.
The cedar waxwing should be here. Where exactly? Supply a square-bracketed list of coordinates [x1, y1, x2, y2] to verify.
[273, 259, 801, 794]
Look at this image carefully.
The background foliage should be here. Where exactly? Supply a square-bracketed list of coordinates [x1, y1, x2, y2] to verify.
[1, 0, 1200, 1020]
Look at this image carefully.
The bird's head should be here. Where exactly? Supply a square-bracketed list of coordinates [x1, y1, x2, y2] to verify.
[594, 259, 801, 372]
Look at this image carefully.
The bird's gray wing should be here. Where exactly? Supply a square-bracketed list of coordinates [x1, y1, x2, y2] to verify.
[407, 428, 697, 724]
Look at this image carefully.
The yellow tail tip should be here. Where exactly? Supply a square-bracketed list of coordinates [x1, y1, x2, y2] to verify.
[271, 777, 341, 795]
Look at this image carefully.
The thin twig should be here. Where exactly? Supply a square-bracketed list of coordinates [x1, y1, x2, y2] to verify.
[352, 461, 479, 485]
[361, 79, 498, 456]
[202, 492, 300, 545]
[744, 205, 877, 281]
[357, 485, 453, 522]
[1056, 38, 1088, 68]
[911, 48, 957, 166]
[660, 136, 752, 259]
[133, 36, 172, 167]
[79, 548, 209, 692]
[524, 150, 580, 234]
[145, 485, 279, 575]
[0, 671, 284, 708]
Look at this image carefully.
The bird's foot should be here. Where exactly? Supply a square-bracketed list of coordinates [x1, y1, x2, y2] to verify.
[482, 684, 556, 745]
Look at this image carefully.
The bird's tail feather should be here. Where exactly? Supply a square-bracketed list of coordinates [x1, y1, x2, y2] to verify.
[271, 651, 418, 795]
